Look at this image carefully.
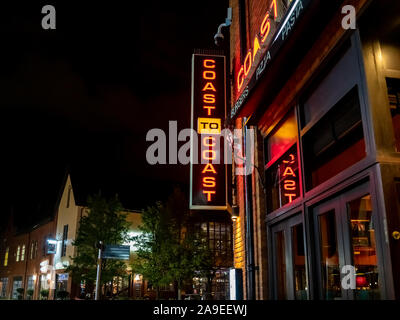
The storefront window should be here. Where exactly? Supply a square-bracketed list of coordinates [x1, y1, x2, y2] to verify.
[266, 145, 300, 213]
[292, 224, 307, 300]
[55, 273, 68, 294]
[386, 78, 400, 152]
[265, 111, 297, 164]
[195, 221, 232, 267]
[302, 86, 366, 190]
[347, 195, 380, 300]
[318, 210, 341, 300]
[11, 277, 22, 300]
[265, 111, 300, 213]
[27, 276, 35, 291]
[40, 274, 49, 292]
[0, 278, 8, 298]
[27, 275, 35, 299]
[275, 231, 286, 300]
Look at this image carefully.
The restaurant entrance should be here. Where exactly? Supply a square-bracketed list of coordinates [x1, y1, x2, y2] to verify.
[269, 180, 385, 300]
[270, 213, 308, 300]
[311, 182, 381, 300]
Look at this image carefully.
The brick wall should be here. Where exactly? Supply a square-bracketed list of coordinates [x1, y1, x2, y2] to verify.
[230, 0, 275, 301]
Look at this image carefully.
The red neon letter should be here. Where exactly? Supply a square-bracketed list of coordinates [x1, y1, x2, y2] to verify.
[203, 150, 216, 160]
[202, 82, 217, 92]
[203, 136, 216, 147]
[203, 59, 216, 68]
[202, 177, 216, 188]
[283, 167, 296, 177]
[244, 51, 252, 76]
[202, 163, 217, 174]
[260, 13, 271, 43]
[203, 94, 216, 104]
[270, 0, 278, 19]
[203, 106, 216, 116]
[203, 190, 216, 202]
[284, 180, 296, 191]
[203, 71, 216, 80]
[284, 193, 296, 203]
[237, 66, 244, 92]
[253, 36, 261, 60]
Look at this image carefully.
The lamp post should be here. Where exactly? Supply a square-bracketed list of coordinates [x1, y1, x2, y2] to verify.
[95, 241, 104, 300]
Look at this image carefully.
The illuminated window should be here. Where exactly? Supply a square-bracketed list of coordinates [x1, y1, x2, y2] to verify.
[30, 241, 34, 260]
[27, 276, 35, 298]
[3, 247, 9, 266]
[266, 145, 300, 213]
[16, 246, 20, 262]
[61, 225, 68, 257]
[265, 111, 300, 213]
[194, 220, 232, 267]
[0, 278, 8, 298]
[21, 245, 25, 261]
[265, 111, 297, 164]
[30, 240, 38, 260]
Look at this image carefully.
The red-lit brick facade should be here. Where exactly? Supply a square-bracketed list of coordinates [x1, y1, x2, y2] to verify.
[229, 0, 400, 300]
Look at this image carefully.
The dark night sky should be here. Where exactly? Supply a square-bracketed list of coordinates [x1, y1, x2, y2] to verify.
[0, 1, 229, 229]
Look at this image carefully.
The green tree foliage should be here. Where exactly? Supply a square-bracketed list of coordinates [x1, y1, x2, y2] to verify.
[132, 188, 213, 299]
[66, 194, 131, 291]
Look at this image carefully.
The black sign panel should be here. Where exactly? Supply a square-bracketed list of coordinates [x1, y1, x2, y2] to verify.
[102, 245, 130, 260]
[190, 54, 227, 210]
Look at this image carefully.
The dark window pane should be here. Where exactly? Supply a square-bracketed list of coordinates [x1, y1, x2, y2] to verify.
[292, 224, 307, 300]
[386, 78, 400, 152]
[318, 210, 341, 300]
[276, 231, 287, 300]
[303, 86, 366, 190]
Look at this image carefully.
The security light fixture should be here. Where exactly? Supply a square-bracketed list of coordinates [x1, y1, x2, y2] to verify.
[214, 7, 232, 46]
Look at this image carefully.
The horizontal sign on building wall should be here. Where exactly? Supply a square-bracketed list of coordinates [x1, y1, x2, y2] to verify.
[231, 0, 312, 119]
[46, 239, 57, 254]
[190, 53, 228, 210]
[57, 273, 69, 281]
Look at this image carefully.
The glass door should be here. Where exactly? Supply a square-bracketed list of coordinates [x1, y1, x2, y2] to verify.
[342, 187, 381, 300]
[313, 199, 346, 300]
[312, 182, 382, 300]
[271, 213, 308, 300]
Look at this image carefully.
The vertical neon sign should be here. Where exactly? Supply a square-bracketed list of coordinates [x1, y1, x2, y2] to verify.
[279, 152, 299, 205]
[190, 53, 227, 210]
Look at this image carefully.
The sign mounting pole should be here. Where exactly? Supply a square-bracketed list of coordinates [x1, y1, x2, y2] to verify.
[95, 241, 103, 300]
